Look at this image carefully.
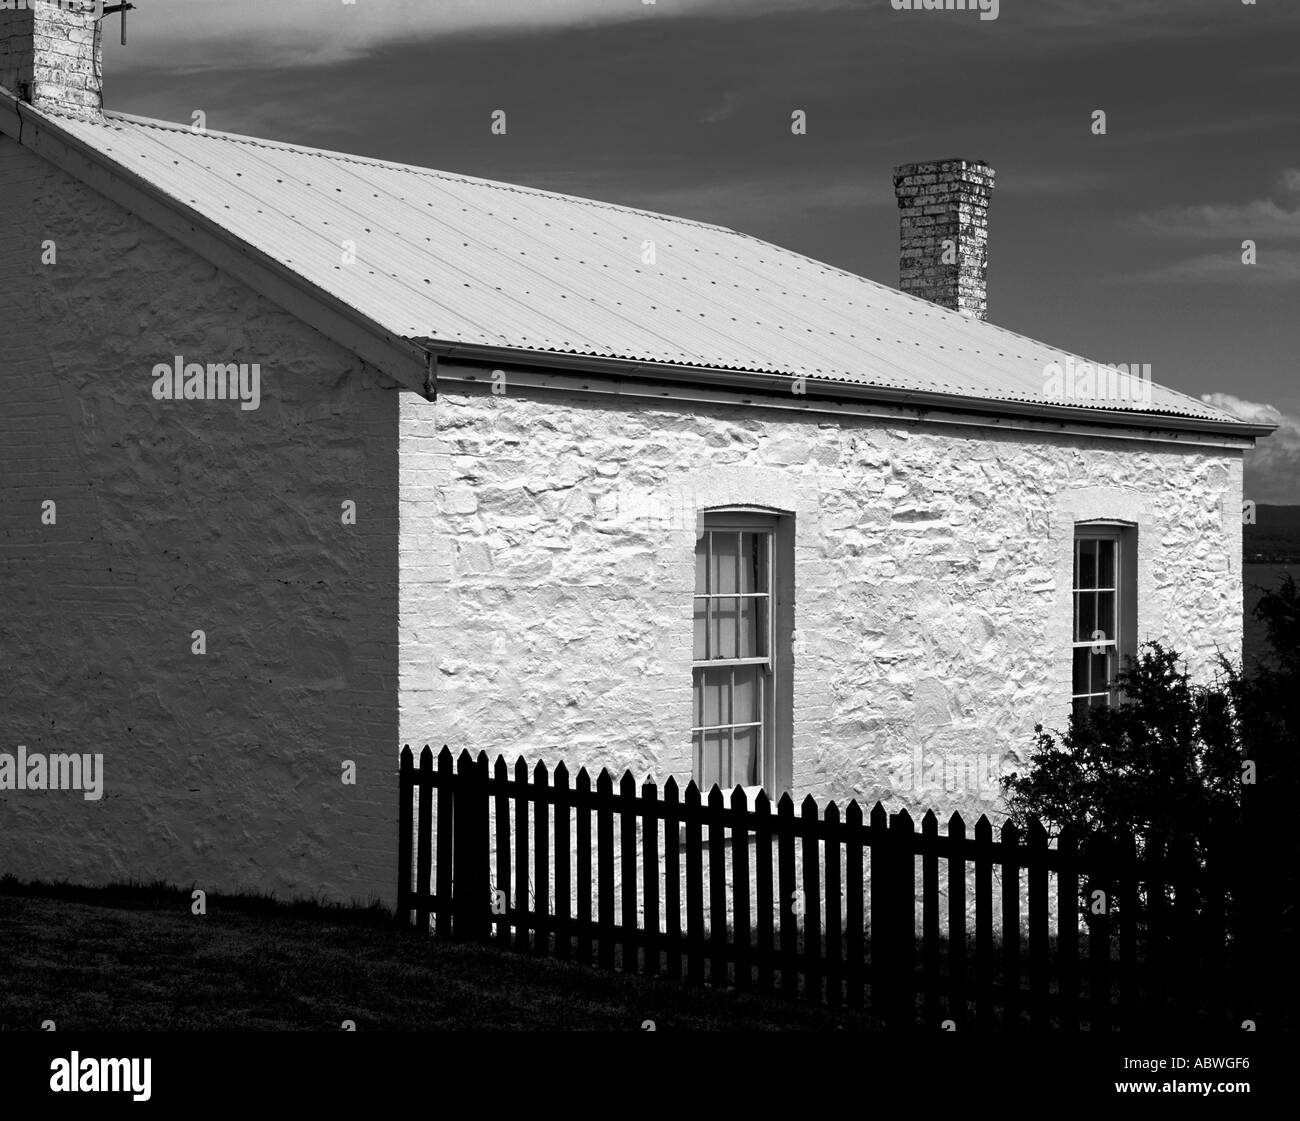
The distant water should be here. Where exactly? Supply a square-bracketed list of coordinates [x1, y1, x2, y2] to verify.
[1244, 562, 1295, 672]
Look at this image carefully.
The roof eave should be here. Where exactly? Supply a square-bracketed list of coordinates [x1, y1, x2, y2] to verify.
[419, 341, 1277, 443]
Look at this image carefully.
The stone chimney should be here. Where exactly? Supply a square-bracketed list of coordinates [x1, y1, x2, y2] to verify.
[893, 158, 995, 320]
[0, 1, 104, 118]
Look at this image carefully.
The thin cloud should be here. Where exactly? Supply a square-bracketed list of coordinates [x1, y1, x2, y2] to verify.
[1129, 247, 1300, 286]
[701, 90, 742, 126]
[106, 0, 845, 69]
[1139, 169, 1300, 241]
[1203, 394, 1300, 505]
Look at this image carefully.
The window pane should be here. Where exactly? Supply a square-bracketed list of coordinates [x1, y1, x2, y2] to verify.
[1075, 591, 1097, 642]
[711, 597, 738, 659]
[699, 666, 730, 727]
[737, 596, 767, 658]
[1077, 539, 1097, 590]
[693, 597, 707, 660]
[1072, 647, 1090, 695]
[739, 532, 764, 594]
[1097, 539, 1116, 589]
[700, 730, 725, 791]
[695, 535, 708, 594]
[732, 664, 760, 724]
[1074, 645, 1117, 699]
[711, 532, 739, 595]
[731, 726, 759, 787]
[1090, 649, 1114, 695]
[1095, 591, 1115, 640]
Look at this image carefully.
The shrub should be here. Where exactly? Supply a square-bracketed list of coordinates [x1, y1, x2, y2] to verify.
[1005, 576, 1299, 927]
[1002, 642, 1243, 867]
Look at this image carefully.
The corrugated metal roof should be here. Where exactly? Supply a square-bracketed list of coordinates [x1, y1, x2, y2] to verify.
[50, 107, 1234, 424]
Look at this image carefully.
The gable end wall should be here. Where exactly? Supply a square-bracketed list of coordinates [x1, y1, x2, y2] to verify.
[0, 134, 401, 906]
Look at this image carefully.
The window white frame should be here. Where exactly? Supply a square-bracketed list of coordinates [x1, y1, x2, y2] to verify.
[692, 513, 775, 793]
[691, 507, 793, 798]
[1072, 521, 1137, 721]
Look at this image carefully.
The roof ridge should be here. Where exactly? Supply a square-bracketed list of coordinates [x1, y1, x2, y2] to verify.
[93, 108, 738, 235]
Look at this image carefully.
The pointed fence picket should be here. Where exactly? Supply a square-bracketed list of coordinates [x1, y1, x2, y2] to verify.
[397, 745, 1250, 1029]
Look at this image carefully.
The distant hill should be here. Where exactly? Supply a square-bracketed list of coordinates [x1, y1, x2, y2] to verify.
[1244, 504, 1300, 563]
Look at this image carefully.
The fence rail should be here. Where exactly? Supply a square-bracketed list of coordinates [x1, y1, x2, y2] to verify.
[397, 745, 1252, 1029]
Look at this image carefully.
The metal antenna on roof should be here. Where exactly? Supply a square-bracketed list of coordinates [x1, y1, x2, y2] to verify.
[99, 3, 137, 47]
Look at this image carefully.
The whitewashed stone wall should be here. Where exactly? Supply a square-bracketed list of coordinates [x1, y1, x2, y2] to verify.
[0, 136, 401, 906]
[400, 384, 1244, 825]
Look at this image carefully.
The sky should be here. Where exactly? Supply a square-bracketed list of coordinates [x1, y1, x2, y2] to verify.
[98, 0, 1300, 501]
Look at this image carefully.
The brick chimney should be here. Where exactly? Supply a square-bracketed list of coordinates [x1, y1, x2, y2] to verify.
[0, 1, 103, 118]
[893, 158, 995, 320]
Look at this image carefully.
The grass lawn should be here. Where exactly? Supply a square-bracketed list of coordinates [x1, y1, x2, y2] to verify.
[0, 879, 872, 1031]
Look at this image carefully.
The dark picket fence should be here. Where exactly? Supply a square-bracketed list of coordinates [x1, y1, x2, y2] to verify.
[397, 745, 1255, 1029]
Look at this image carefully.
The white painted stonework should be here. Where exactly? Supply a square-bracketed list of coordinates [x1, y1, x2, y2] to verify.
[399, 382, 1244, 830]
[0, 136, 401, 906]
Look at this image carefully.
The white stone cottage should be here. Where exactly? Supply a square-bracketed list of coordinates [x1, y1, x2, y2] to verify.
[0, 5, 1271, 906]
